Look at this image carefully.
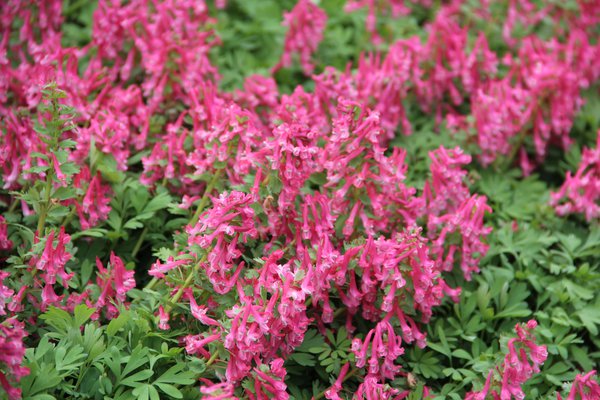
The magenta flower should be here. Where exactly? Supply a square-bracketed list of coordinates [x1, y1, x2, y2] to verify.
[157, 305, 170, 331]
[199, 380, 238, 400]
[187, 191, 258, 294]
[149, 256, 192, 279]
[471, 79, 529, 166]
[94, 252, 135, 318]
[0, 271, 14, 316]
[558, 370, 600, 400]
[29, 227, 73, 286]
[0, 216, 12, 251]
[423, 147, 492, 280]
[71, 167, 112, 230]
[273, 0, 327, 75]
[352, 319, 404, 379]
[0, 317, 29, 400]
[466, 320, 547, 400]
[550, 131, 600, 221]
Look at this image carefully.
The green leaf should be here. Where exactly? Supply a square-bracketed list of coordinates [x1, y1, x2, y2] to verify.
[155, 364, 196, 385]
[452, 349, 473, 360]
[74, 304, 96, 327]
[40, 307, 73, 334]
[288, 352, 316, 367]
[156, 383, 183, 399]
[577, 306, 600, 335]
[120, 369, 154, 387]
[106, 311, 130, 336]
[121, 346, 150, 378]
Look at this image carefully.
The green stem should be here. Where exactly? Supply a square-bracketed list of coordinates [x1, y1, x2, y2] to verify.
[333, 307, 346, 319]
[8, 198, 19, 213]
[36, 91, 62, 235]
[501, 129, 529, 170]
[61, 207, 77, 228]
[206, 350, 219, 366]
[131, 226, 148, 259]
[190, 169, 223, 226]
[36, 163, 54, 234]
[164, 251, 209, 314]
[145, 277, 158, 291]
[313, 367, 360, 400]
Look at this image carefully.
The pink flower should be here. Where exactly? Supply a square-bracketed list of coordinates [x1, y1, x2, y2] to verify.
[550, 131, 600, 221]
[423, 147, 492, 280]
[0, 271, 14, 316]
[466, 320, 547, 400]
[325, 363, 350, 400]
[158, 305, 170, 330]
[471, 79, 529, 166]
[247, 359, 289, 400]
[199, 380, 238, 400]
[185, 332, 221, 358]
[558, 370, 600, 400]
[422, 146, 472, 215]
[187, 292, 221, 327]
[29, 227, 73, 286]
[149, 256, 192, 279]
[0, 317, 29, 400]
[273, 0, 328, 75]
[94, 252, 136, 318]
[352, 319, 404, 379]
[187, 191, 258, 294]
[465, 371, 493, 400]
[71, 167, 112, 230]
[49, 152, 67, 185]
[429, 195, 492, 280]
[0, 216, 12, 251]
[354, 374, 402, 400]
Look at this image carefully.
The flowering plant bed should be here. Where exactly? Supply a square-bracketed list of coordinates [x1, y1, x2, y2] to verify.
[1, 1, 599, 399]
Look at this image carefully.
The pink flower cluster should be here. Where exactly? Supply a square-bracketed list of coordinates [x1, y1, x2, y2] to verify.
[0, 0, 598, 398]
[423, 147, 492, 280]
[92, 252, 136, 319]
[188, 191, 259, 294]
[0, 318, 28, 400]
[152, 101, 490, 393]
[338, 1, 599, 171]
[274, 0, 328, 75]
[344, 0, 432, 44]
[466, 320, 548, 400]
[551, 131, 600, 221]
[467, 321, 600, 400]
[558, 370, 600, 400]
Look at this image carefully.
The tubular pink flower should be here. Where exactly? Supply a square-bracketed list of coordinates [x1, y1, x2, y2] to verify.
[274, 0, 328, 75]
[550, 131, 600, 221]
[0, 317, 29, 399]
[94, 252, 135, 318]
[29, 228, 73, 286]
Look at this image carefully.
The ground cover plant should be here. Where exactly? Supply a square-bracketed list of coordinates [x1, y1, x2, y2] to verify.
[1, 0, 599, 399]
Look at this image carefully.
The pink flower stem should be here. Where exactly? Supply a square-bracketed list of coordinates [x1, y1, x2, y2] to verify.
[131, 226, 148, 258]
[37, 156, 55, 234]
[314, 367, 360, 400]
[501, 128, 529, 170]
[164, 250, 209, 314]
[190, 168, 224, 226]
[147, 167, 223, 292]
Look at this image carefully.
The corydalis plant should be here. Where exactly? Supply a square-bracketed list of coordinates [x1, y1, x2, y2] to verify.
[22, 83, 79, 234]
[273, 0, 328, 75]
[466, 320, 548, 400]
[550, 131, 600, 222]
